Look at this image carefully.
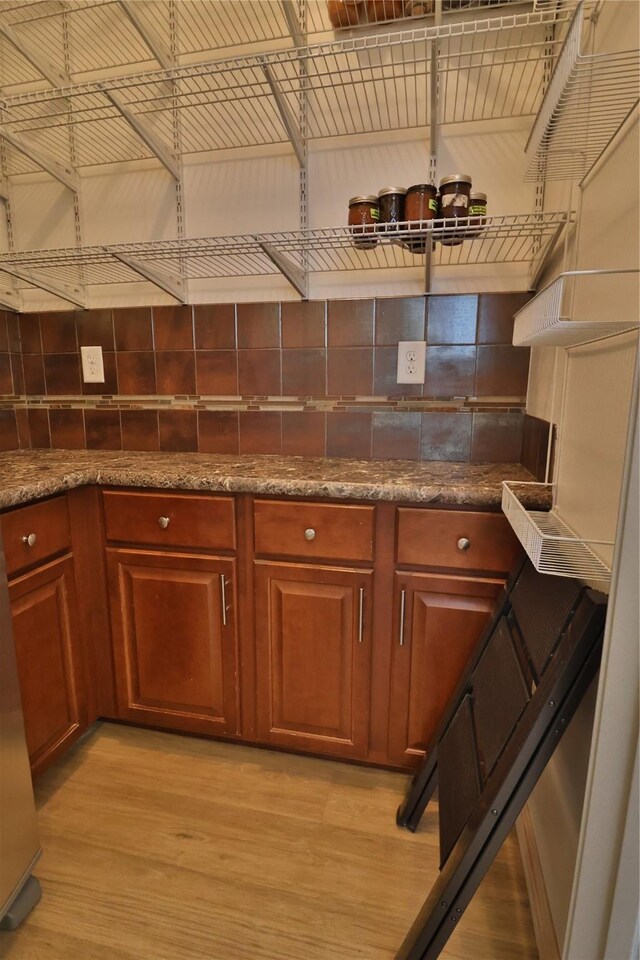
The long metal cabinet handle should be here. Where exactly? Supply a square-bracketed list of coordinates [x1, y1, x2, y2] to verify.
[358, 587, 364, 644]
[220, 574, 228, 627]
[399, 588, 406, 646]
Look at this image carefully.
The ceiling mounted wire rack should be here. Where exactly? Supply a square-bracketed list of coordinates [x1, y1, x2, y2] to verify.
[0, 211, 569, 308]
[0, 9, 569, 175]
[524, 1, 640, 181]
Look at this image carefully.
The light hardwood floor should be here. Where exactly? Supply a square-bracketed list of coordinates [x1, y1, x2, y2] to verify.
[2, 723, 537, 960]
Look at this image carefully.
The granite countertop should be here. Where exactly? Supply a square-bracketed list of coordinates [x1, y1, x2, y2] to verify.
[0, 450, 548, 511]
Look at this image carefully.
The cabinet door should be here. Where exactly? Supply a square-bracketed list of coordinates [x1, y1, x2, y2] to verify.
[387, 572, 503, 768]
[106, 549, 239, 737]
[10, 555, 86, 776]
[254, 561, 373, 759]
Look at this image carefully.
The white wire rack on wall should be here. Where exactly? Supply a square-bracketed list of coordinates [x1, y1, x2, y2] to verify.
[0, 211, 570, 307]
[501, 481, 613, 581]
[525, 1, 640, 182]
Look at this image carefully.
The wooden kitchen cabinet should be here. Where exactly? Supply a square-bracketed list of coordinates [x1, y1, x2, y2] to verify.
[9, 555, 86, 776]
[254, 560, 373, 759]
[106, 548, 240, 737]
[386, 572, 504, 768]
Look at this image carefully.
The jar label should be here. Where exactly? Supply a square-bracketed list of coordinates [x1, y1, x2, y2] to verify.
[443, 193, 469, 208]
[469, 204, 487, 216]
[428, 198, 438, 212]
[370, 208, 380, 220]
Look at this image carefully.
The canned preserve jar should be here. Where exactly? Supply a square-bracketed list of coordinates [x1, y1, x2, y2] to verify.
[348, 195, 380, 249]
[377, 186, 407, 231]
[404, 183, 437, 252]
[467, 191, 487, 238]
[439, 173, 472, 246]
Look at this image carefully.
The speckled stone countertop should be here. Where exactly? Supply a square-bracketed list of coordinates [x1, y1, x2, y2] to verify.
[0, 450, 547, 511]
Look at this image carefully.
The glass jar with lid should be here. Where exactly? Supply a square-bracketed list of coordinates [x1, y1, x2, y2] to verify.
[403, 183, 437, 252]
[467, 191, 488, 238]
[348, 195, 380, 249]
[377, 187, 407, 231]
[439, 173, 472, 246]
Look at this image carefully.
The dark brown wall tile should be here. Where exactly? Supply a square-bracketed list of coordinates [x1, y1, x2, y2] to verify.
[374, 346, 422, 396]
[239, 411, 281, 454]
[372, 411, 421, 460]
[159, 409, 198, 452]
[196, 351, 238, 395]
[237, 303, 280, 348]
[375, 297, 425, 344]
[22, 354, 45, 394]
[238, 349, 281, 396]
[49, 409, 85, 449]
[153, 305, 194, 350]
[117, 352, 156, 395]
[114, 307, 154, 351]
[40, 312, 77, 353]
[10, 354, 24, 395]
[0, 315, 8, 353]
[76, 309, 114, 350]
[44, 354, 81, 395]
[198, 411, 239, 454]
[327, 299, 374, 346]
[427, 294, 478, 344]
[471, 412, 524, 463]
[420, 412, 472, 462]
[121, 410, 159, 452]
[15, 408, 30, 449]
[477, 292, 530, 344]
[281, 301, 326, 348]
[194, 304, 236, 350]
[85, 409, 121, 450]
[282, 348, 326, 396]
[327, 347, 373, 396]
[156, 351, 195, 395]
[326, 412, 372, 459]
[19, 315, 42, 353]
[82, 351, 118, 395]
[0, 410, 18, 451]
[7, 315, 21, 353]
[0, 354, 12, 395]
[282, 412, 326, 456]
[475, 345, 530, 397]
[424, 346, 476, 397]
[28, 409, 51, 448]
[521, 413, 551, 482]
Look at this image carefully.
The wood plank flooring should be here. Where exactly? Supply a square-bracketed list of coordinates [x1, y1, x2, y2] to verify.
[1, 723, 537, 960]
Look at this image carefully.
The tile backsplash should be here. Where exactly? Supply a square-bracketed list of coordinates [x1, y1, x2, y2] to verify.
[0, 293, 530, 461]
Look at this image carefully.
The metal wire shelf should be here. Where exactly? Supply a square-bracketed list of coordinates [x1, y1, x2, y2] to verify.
[0, 10, 569, 174]
[525, 1, 640, 182]
[501, 481, 612, 581]
[513, 269, 640, 347]
[0, 211, 569, 307]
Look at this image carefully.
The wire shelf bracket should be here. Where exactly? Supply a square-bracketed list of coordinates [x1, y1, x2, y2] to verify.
[0, 177, 8, 201]
[282, 0, 305, 49]
[116, 0, 175, 70]
[0, 262, 86, 308]
[260, 60, 305, 167]
[0, 285, 20, 312]
[501, 481, 612, 582]
[0, 126, 77, 192]
[256, 238, 307, 298]
[99, 86, 180, 181]
[109, 250, 187, 303]
[0, 22, 70, 88]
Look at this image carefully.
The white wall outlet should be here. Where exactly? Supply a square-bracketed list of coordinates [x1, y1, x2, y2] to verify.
[80, 345, 105, 383]
[396, 340, 426, 384]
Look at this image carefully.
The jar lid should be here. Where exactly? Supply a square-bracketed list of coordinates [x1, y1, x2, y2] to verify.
[377, 186, 407, 197]
[349, 195, 379, 205]
[470, 191, 487, 201]
[406, 183, 437, 193]
[439, 174, 472, 187]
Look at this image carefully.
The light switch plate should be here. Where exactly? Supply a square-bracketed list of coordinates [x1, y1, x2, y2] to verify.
[397, 340, 426, 384]
[80, 345, 105, 383]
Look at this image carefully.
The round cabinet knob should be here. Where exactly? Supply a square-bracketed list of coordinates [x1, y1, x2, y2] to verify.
[158, 516, 170, 529]
[457, 537, 471, 552]
[22, 533, 37, 547]
[304, 528, 316, 541]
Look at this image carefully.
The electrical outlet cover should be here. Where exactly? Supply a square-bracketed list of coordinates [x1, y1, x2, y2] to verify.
[397, 340, 426, 384]
[80, 345, 105, 383]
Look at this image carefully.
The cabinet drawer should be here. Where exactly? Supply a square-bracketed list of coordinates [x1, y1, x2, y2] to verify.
[254, 500, 375, 562]
[2, 496, 71, 578]
[397, 508, 521, 573]
[103, 490, 236, 552]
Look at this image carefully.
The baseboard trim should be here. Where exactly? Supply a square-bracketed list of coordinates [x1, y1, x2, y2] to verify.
[516, 803, 561, 960]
